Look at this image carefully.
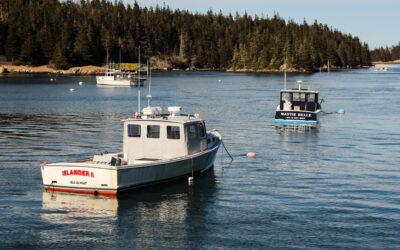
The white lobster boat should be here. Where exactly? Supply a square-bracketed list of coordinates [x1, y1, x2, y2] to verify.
[41, 105, 221, 195]
[96, 70, 145, 87]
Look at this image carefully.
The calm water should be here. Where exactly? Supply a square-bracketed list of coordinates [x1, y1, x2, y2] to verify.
[1, 67, 400, 248]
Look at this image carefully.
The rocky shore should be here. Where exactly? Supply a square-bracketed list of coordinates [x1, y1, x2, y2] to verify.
[0, 65, 107, 75]
[0, 61, 378, 76]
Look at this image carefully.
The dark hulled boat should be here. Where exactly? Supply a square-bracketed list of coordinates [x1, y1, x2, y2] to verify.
[275, 81, 321, 125]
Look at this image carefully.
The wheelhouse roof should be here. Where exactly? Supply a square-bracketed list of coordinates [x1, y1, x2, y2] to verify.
[123, 114, 203, 125]
[280, 89, 319, 94]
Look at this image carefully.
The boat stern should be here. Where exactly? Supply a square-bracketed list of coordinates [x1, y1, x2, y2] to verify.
[41, 162, 118, 195]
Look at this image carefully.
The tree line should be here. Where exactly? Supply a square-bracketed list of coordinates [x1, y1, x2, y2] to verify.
[370, 43, 400, 62]
[0, 0, 371, 71]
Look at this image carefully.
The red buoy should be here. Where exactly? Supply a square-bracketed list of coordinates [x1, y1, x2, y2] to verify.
[247, 152, 256, 158]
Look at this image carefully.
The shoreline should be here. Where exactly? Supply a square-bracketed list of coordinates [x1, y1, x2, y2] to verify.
[0, 64, 107, 75]
[372, 60, 400, 64]
[0, 64, 375, 76]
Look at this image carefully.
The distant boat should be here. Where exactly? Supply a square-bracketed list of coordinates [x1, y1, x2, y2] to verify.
[275, 60, 323, 125]
[97, 47, 147, 87]
[275, 81, 322, 125]
[96, 69, 145, 87]
[373, 67, 388, 72]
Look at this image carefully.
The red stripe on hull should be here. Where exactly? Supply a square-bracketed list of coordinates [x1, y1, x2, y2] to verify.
[45, 186, 117, 195]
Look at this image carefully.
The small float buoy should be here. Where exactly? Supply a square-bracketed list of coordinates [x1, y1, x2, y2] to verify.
[218, 79, 222, 83]
[188, 176, 194, 185]
[79, 81, 83, 85]
[247, 152, 256, 158]
[70, 88, 75, 92]
[337, 108, 345, 114]
[50, 78, 54, 81]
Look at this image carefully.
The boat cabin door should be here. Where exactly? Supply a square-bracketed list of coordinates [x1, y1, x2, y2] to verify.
[185, 121, 207, 155]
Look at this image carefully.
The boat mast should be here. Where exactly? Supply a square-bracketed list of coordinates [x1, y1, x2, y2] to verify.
[284, 57, 287, 90]
[106, 41, 109, 69]
[146, 61, 152, 108]
[138, 46, 141, 114]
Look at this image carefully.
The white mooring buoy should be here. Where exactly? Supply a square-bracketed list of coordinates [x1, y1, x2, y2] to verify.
[79, 81, 83, 85]
[188, 176, 194, 185]
[70, 88, 75, 92]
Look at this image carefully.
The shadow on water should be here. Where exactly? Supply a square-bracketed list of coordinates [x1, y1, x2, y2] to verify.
[40, 170, 218, 248]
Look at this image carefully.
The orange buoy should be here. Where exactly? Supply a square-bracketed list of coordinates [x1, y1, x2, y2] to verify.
[247, 152, 256, 158]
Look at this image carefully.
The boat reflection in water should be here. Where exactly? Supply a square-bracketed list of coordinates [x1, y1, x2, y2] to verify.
[41, 170, 217, 248]
[275, 124, 319, 153]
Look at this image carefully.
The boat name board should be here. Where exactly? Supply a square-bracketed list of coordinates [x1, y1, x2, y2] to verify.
[280, 112, 312, 117]
[62, 169, 95, 178]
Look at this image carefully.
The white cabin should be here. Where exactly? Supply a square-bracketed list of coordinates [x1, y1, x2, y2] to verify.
[122, 107, 208, 165]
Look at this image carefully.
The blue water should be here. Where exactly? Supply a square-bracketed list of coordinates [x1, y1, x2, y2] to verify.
[1, 67, 400, 248]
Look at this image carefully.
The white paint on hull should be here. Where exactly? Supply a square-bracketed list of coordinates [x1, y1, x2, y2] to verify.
[41, 137, 220, 195]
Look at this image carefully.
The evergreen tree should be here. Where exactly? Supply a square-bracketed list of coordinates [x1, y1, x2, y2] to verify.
[0, 0, 372, 70]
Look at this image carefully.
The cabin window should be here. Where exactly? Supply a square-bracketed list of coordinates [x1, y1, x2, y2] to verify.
[198, 122, 206, 137]
[147, 125, 160, 138]
[282, 92, 291, 101]
[300, 93, 306, 101]
[128, 124, 141, 137]
[167, 126, 180, 139]
[189, 125, 197, 139]
[293, 92, 300, 101]
[308, 93, 315, 102]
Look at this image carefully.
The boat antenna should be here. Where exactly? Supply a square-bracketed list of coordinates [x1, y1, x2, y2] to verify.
[146, 61, 152, 108]
[284, 57, 287, 90]
[138, 46, 141, 114]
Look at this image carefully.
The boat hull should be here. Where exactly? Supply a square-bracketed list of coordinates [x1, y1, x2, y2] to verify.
[275, 110, 319, 125]
[41, 141, 220, 195]
[96, 76, 144, 87]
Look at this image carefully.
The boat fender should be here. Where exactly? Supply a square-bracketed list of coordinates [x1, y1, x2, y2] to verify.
[247, 152, 256, 158]
[337, 108, 345, 114]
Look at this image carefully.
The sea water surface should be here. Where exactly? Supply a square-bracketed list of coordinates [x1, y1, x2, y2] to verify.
[0, 67, 400, 248]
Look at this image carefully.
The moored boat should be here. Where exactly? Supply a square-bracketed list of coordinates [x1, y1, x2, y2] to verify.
[96, 69, 145, 86]
[41, 76, 222, 195]
[275, 81, 322, 125]
[373, 67, 388, 72]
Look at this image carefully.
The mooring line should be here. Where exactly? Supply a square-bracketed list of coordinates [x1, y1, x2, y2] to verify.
[222, 141, 234, 161]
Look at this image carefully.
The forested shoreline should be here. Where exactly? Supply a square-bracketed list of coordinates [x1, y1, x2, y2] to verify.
[370, 43, 400, 62]
[0, 0, 372, 72]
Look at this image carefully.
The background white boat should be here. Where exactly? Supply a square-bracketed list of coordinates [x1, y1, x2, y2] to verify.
[96, 70, 145, 86]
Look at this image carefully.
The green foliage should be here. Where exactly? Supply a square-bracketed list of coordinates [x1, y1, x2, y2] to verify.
[371, 43, 400, 61]
[0, 0, 371, 70]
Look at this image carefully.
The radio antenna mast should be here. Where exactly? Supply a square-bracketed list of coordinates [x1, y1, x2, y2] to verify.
[138, 46, 141, 114]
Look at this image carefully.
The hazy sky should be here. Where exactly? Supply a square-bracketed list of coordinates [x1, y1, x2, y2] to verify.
[125, 0, 399, 49]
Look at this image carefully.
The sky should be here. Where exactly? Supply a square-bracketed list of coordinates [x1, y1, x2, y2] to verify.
[124, 0, 399, 49]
